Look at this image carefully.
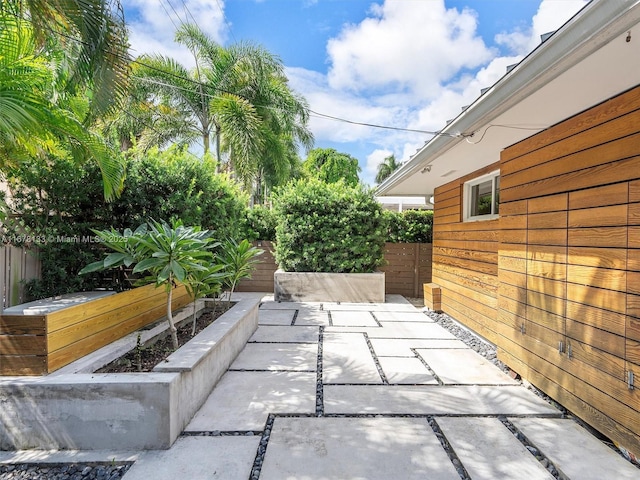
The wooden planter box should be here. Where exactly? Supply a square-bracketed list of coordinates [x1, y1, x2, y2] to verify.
[0, 283, 191, 376]
[274, 269, 385, 303]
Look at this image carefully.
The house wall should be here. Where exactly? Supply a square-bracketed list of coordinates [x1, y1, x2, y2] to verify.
[432, 162, 500, 344]
[432, 85, 640, 457]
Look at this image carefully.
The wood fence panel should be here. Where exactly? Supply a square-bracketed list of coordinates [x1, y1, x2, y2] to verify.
[237, 241, 433, 299]
[0, 246, 40, 309]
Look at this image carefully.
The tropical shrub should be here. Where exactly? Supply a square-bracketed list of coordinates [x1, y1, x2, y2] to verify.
[384, 210, 433, 243]
[219, 238, 263, 307]
[243, 205, 277, 241]
[115, 146, 248, 238]
[273, 178, 386, 273]
[3, 147, 249, 299]
[81, 220, 218, 349]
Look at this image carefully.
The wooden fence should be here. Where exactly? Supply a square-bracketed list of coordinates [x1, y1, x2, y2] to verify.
[1, 246, 40, 310]
[237, 241, 432, 298]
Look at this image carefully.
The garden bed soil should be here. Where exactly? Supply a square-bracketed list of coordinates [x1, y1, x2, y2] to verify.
[97, 303, 233, 373]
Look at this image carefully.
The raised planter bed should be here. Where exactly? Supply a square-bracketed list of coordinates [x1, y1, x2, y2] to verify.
[0, 293, 261, 451]
[0, 284, 192, 375]
[274, 269, 385, 303]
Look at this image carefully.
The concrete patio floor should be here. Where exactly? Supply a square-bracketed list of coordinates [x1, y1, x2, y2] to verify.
[2, 294, 639, 479]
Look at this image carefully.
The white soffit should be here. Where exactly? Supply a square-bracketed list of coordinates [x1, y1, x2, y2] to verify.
[378, 0, 640, 197]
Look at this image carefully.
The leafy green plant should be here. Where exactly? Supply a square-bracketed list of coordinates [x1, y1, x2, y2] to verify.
[243, 205, 277, 241]
[5, 147, 248, 300]
[302, 148, 360, 186]
[219, 238, 263, 307]
[131, 220, 215, 349]
[272, 178, 386, 273]
[116, 146, 248, 238]
[383, 210, 433, 243]
[79, 224, 149, 275]
[185, 263, 228, 335]
[81, 220, 216, 349]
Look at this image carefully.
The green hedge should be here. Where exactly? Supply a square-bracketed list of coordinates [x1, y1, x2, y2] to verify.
[4, 147, 248, 299]
[383, 209, 433, 243]
[242, 205, 277, 242]
[273, 179, 386, 273]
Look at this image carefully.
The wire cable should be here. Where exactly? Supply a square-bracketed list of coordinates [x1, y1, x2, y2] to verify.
[308, 109, 463, 137]
[464, 124, 545, 144]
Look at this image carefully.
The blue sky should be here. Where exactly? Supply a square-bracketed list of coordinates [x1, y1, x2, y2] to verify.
[123, 0, 589, 185]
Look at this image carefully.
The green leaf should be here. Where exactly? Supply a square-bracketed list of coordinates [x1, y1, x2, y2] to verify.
[79, 260, 106, 275]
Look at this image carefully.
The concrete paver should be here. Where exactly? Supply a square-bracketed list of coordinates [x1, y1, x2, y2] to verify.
[437, 417, 554, 480]
[185, 371, 316, 431]
[259, 301, 321, 310]
[294, 309, 330, 326]
[249, 325, 319, 343]
[330, 310, 379, 327]
[10, 297, 635, 480]
[370, 338, 467, 356]
[324, 385, 561, 415]
[368, 322, 458, 339]
[371, 311, 434, 322]
[122, 436, 259, 480]
[322, 332, 382, 384]
[510, 417, 640, 480]
[259, 417, 459, 480]
[416, 348, 519, 385]
[230, 343, 317, 371]
[377, 356, 438, 384]
[258, 309, 295, 325]
[324, 302, 418, 312]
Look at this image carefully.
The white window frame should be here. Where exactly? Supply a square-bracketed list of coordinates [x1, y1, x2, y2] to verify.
[463, 170, 500, 222]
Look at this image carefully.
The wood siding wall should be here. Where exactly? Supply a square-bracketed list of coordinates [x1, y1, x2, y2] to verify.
[237, 241, 432, 298]
[0, 283, 192, 375]
[432, 162, 500, 344]
[432, 85, 640, 457]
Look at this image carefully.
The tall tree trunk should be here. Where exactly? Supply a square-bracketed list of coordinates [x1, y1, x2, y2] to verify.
[203, 132, 210, 155]
[215, 127, 222, 173]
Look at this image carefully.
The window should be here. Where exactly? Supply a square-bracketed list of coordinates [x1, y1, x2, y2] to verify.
[464, 171, 500, 221]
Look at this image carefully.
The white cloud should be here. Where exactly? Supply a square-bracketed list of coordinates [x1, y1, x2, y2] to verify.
[496, 0, 589, 54]
[289, 0, 590, 180]
[326, 0, 493, 96]
[365, 149, 394, 179]
[126, 0, 227, 66]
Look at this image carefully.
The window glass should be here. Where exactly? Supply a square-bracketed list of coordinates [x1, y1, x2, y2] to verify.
[464, 171, 500, 221]
[470, 179, 493, 216]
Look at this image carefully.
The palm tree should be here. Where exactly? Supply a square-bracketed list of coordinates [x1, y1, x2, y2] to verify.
[1, 0, 130, 118]
[375, 154, 402, 184]
[0, 13, 125, 199]
[133, 23, 313, 188]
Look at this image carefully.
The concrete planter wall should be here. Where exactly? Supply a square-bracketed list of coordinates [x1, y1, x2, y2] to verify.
[274, 270, 385, 303]
[0, 293, 261, 451]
